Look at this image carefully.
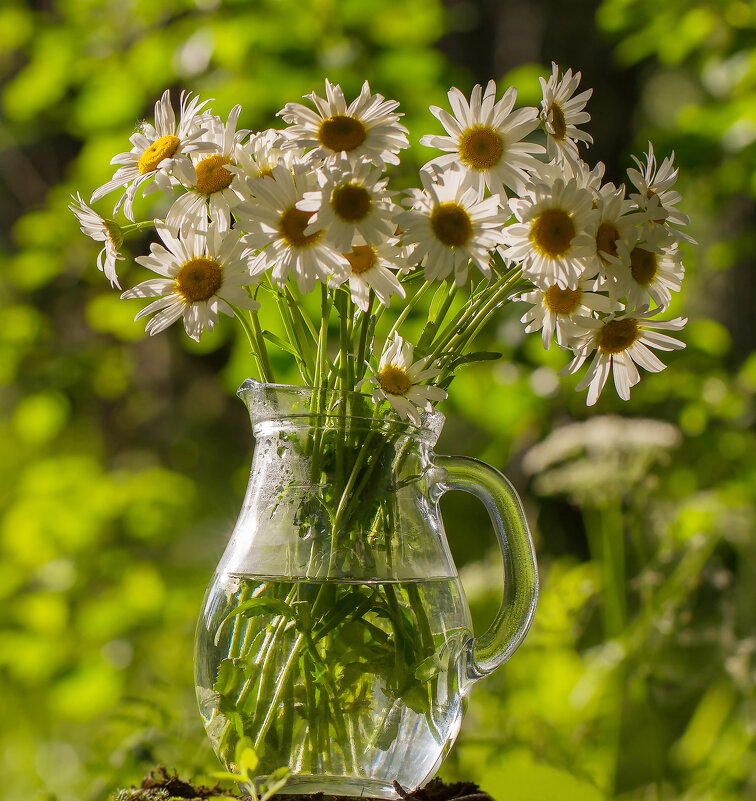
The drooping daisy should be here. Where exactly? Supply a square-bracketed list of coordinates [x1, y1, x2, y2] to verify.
[517, 276, 615, 350]
[360, 333, 447, 424]
[398, 166, 507, 285]
[539, 63, 593, 168]
[336, 238, 407, 312]
[121, 221, 260, 342]
[627, 142, 691, 232]
[90, 90, 215, 221]
[235, 163, 350, 294]
[503, 175, 597, 289]
[616, 226, 685, 311]
[419, 80, 544, 195]
[561, 311, 686, 405]
[167, 106, 249, 231]
[278, 79, 410, 169]
[69, 193, 124, 288]
[297, 157, 397, 252]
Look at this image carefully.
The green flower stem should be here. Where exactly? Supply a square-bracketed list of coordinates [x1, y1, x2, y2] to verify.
[231, 305, 275, 383]
[119, 220, 155, 233]
[355, 291, 375, 383]
[228, 583, 251, 659]
[269, 277, 312, 384]
[385, 280, 433, 343]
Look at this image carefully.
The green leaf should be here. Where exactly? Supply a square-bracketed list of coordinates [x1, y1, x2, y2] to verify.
[261, 330, 302, 359]
[214, 598, 294, 646]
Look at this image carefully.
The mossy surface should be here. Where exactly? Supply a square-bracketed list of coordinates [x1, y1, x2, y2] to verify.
[112, 770, 493, 801]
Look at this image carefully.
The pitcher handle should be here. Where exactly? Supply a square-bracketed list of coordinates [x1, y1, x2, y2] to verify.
[434, 455, 538, 682]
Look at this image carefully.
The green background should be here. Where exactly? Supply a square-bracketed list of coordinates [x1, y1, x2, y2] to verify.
[1, 0, 754, 799]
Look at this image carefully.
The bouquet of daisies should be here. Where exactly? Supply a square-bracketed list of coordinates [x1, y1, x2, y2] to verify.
[71, 64, 691, 416]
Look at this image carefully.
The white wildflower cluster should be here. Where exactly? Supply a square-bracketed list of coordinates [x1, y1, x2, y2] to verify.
[72, 65, 693, 417]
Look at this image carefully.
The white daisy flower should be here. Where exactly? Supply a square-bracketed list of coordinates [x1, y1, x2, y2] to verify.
[121, 221, 260, 342]
[419, 80, 544, 195]
[561, 311, 686, 405]
[585, 181, 645, 282]
[397, 166, 506, 286]
[167, 105, 248, 231]
[69, 193, 124, 288]
[278, 79, 410, 169]
[361, 333, 447, 424]
[336, 239, 407, 312]
[235, 163, 350, 294]
[235, 128, 306, 185]
[627, 142, 692, 236]
[503, 175, 597, 290]
[517, 276, 615, 350]
[90, 90, 215, 221]
[539, 63, 593, 168]
[616, 226, 685, 311]
[297, 157, 397, 252]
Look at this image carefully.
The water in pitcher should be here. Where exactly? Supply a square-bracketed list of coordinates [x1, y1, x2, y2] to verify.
[195, 574, 474, 797]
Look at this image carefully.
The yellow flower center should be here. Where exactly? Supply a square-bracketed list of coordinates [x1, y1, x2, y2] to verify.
[544, 285, 581, 315]
[194, 155, 234, 195]
[345, 245, 376, 275]
[430, 202, 473, 248]
[597, 318, 639, 355]
[138, 134, 180, 175]
[596, 221, 619, 260]
[280, 208, 322, 248]
[630, 246, 658, 285]
[458, 125, 504, 171]
[318, 115, 367, 152]
[547, 102, 567, 140]
[378, 365, 411, 396]
[175, 257, 223, 303]
[331, 183, 372, 222]
[530, 208, 575, 257]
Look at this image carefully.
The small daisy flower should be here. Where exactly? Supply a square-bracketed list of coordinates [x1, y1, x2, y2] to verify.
[121, 221, 260, 342]
[235, 163, 349, 294]
[337, 238, 407, 312]
[69, 193, 124, 288]
[420, 80, 544, 195]
[616, 226, 685, 311]
[278, 79, 410, 169]
[297, 157, 397, 252]
[167, 106, 248, 231]
[361, 333, 447, 424]
[398, 166, 507, 286]
[503, 175, 597, 289]
[561, 311, 686, 405]
[235, 128, 305, 185]
[586, 182, 645, 282]
[517, 276, 615, 350]
[90, 90, 215, 221]
[540, 63, 593, 168]
[627, 142, 692, 236]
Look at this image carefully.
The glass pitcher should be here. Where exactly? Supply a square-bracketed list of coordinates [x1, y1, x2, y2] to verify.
[194, 380, 538, 798]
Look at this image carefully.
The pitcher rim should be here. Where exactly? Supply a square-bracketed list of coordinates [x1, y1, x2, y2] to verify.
[237, 377, 445, 435]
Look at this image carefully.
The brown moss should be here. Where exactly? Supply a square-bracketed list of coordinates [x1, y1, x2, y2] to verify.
[112, 770, 494, 801]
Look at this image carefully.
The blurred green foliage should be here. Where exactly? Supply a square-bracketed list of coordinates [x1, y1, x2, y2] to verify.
[0, 1, 754, 800]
